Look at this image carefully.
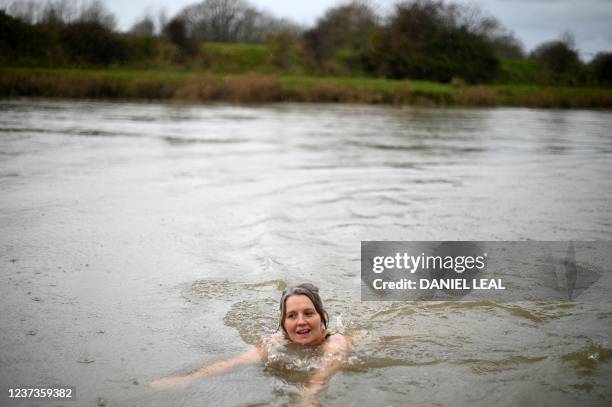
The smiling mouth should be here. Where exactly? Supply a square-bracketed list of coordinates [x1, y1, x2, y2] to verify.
[296, 328, 311, 335]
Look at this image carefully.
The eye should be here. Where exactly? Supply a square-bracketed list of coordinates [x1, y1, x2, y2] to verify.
[287, 313, 296, 319]
[305, 310, 315, 317]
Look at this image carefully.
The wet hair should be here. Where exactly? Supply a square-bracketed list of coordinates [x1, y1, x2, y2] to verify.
[279, 283, 329, 337]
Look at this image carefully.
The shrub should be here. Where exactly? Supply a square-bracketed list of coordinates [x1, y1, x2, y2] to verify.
[60, 21, 127, 65]
[362, 1, 499, 83]
[590, 52, 612, 86]
[530, 40, 581, 85]
[163, 17, 198, 59]
[303, 1, 378, 66]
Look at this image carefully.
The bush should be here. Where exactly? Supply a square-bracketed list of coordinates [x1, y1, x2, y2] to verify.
[0, 10, 54, 64]
[590, 52, 612, 86]
[163, 17, 198, 60]
[530, 40, 581, 85]
[303, 1, 378, 66]
[124, 35, 159, 65]
[60, 22, 127, 65]
[362, 1, 499, 83]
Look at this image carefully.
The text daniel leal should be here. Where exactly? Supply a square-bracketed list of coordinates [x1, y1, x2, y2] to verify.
[372, 278, 506, 290]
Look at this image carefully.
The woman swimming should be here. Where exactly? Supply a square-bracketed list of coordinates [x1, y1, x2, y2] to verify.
[149, 283, 351, 394]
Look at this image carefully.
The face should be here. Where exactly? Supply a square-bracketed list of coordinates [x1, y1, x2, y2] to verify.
[283, 294, 325, 346]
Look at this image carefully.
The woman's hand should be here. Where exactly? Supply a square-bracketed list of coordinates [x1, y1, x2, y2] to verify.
[148, 375, 194, 391]
[148, 346, 263, 391]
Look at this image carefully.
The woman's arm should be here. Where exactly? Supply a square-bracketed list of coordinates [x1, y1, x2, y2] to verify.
[303, 334, 351, 394]
[149, 346, 262, 390]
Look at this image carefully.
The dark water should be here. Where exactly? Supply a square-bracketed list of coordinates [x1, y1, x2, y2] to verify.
[1, 99, 611, 406]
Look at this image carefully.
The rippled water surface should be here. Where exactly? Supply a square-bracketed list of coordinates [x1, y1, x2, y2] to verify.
[1, 99, 611, 406]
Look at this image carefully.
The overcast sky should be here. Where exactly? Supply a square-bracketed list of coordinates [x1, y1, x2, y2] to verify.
[104, 0, 612, 60]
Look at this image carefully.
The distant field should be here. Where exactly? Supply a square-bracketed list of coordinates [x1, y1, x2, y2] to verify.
[1, 67, 611, 108]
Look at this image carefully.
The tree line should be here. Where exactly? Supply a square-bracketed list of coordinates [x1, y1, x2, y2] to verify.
[1, 0, 611, 86]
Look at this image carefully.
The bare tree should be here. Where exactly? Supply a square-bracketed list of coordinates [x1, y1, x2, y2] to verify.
[2, 0, 116, 29]
[130, 15, 155, 36]
[177, 0, 298, 43]
[1, 0, 39, 24]
[158, 8, 167, 36]
[77, 0, 116, 30]
[41, 0, 77, 25]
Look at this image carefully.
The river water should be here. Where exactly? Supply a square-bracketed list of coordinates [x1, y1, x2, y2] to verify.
[1, 99, 611, 406]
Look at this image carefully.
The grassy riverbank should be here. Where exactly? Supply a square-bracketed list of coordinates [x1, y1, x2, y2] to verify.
[2, 67, 611, 108]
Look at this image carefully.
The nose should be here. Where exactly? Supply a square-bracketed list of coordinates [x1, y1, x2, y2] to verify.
[296, 314, 307, 324]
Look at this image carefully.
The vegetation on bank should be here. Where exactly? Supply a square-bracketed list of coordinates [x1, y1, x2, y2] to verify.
[1, 0, 611, 107]
[2, 67, 611, 108]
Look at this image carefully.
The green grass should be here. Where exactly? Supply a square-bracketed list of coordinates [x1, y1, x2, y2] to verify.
[1, 67, 611, 108]
[495, 59, 550, 85]
[200, 42, 272, 73]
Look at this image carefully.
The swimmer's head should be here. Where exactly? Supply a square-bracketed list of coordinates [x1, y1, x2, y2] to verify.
[279, 283, 329, 341]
